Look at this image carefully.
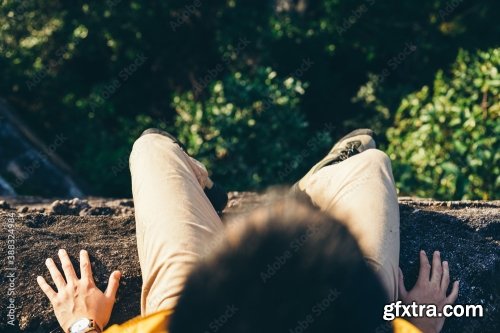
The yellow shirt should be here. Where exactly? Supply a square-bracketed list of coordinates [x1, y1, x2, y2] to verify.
[104, 311, 422, 333]
[104, 310, 172, 333]
[393, 318, 423, 333]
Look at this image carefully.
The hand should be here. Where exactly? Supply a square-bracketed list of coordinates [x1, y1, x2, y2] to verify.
[398, 250, 459, 333]
[37, 249, 121, 332]
[187, 155, 209, 189]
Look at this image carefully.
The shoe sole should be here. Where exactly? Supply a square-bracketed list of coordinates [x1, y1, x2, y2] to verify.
[141, 128, 187, 151]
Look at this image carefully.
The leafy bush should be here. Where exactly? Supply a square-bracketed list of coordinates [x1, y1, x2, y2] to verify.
[172, 67, 332, 190]
[2, 1, 500, 196]
[387, 48, 500, 200]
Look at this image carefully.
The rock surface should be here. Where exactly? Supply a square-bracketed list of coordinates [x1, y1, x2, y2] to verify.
[0, 194, 498, 333]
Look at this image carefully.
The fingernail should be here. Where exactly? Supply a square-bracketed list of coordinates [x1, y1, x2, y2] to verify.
[443, 261, 448, 265]
[421, 250, 426, 255]
[435, 251, 440, 256]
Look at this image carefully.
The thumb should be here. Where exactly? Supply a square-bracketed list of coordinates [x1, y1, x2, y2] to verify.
[398, 267, 408, 300]
[105, 270, 121, 300]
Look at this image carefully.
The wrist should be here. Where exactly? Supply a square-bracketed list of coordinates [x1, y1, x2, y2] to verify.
[66, 317, 102, 333]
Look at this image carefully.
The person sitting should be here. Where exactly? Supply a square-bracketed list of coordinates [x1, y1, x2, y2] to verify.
[37, 128, 459, 333]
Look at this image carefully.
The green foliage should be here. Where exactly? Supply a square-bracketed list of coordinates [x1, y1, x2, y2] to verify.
[1, 1, 499, 196]
[172, 67, 332, 189]
[387, 48, 500, 200]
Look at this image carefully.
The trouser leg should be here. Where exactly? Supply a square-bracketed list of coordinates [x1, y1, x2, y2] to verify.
[303, 149, 400, 301]
[129, 132, 224, 315]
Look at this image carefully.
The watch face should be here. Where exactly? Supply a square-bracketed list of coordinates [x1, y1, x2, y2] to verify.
[71, 318, 90, 332]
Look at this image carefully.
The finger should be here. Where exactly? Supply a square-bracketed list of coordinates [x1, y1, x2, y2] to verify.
[398, 267, 408, 300]
[104, 271, 122, 300]
[37, 276, 57, 301]
[79, 249, 94, 283]
[446, 281, 460, 304]
[416, 250, 431, 285]
[430, 251, 443, 285]
[440, 261, 450, 292]
[45, 257, 66, 290]
[58, 249, 78, 284]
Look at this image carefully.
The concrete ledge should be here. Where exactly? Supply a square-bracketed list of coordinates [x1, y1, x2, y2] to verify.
[0, 194, 498, 333]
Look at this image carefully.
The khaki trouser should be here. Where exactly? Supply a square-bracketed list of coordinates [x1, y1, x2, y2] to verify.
[129, 132, 400, 316]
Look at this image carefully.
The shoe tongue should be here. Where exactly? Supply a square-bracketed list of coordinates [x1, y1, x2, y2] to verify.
[346, 140, 362, 150]
[322, 142, 361, 168]
[330, 140, 361, 155]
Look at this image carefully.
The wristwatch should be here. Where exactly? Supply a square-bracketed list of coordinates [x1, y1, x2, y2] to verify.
[68, 318, 102, 333]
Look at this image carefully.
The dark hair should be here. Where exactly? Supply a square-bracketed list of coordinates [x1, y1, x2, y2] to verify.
[169, 197, 387, 333]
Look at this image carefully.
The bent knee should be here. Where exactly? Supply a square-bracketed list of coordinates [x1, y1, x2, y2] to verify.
[129, 130, 180, 166]
[358, 149, 392, 168]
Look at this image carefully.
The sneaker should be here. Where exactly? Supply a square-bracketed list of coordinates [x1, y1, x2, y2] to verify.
[141, 128, 228, 213]
[290, 128, 377, 195]
[141, 128, 188, 150]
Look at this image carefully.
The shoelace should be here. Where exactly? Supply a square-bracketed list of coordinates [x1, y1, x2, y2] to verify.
[325, 142, 361, 167]
[338, 143, 360, 161]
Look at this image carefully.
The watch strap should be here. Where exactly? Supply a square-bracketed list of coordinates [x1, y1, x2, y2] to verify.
[68, 318, 102, 333]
